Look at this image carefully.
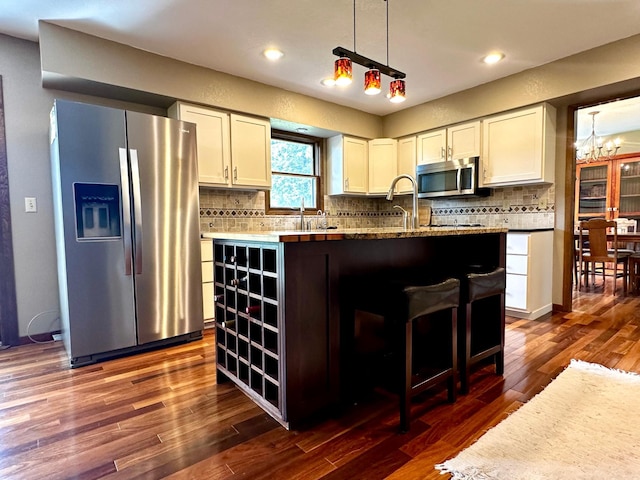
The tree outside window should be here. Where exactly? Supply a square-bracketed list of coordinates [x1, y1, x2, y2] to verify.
[267, 132, 322, 213]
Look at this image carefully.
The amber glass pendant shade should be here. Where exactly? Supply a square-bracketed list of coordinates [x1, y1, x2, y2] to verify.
[389, 79, 406, 103]
[334, 57, 353, 86]
[364, 69, 381, 95]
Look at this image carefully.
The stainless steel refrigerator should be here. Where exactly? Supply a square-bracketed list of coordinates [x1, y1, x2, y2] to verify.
[50, 99, 203, 367]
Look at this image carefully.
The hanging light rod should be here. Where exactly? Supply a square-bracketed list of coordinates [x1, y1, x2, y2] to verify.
[332, 46, 406, 80]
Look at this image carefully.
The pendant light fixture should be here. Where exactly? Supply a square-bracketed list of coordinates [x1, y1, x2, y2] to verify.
[364, 69, 381, 95]
[334, 57, 353, 86]
[388, 78, 406, 103]
[332, 0, 406, 102]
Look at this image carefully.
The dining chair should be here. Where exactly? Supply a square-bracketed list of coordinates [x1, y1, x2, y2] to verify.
[578, 219, 631, 295]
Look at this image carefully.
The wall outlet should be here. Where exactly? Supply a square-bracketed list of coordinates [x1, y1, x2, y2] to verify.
[25, 197, 37, 213]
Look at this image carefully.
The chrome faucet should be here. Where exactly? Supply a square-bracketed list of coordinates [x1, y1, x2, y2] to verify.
[393, 205, 409, 230]
[386, 174, 419, 229]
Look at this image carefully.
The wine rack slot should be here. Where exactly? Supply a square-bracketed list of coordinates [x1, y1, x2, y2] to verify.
[249, 248, 261, 269]
[263, 249, 277, 273]
[251, 345, 263, 370]
[239, 362, 250, 384]
[264, 355, 279, 381]
[265, 380, 279, 407]
[251, 369, 263, 395]
[238, 338, 249, 358]
[250, 321, 262, 344]
[264, 302, 277, 328]
[249, 273, 262, 295]
[237, 316, 249, 337]
[214, 240, 283, 422]
[263, 276, 278, 301]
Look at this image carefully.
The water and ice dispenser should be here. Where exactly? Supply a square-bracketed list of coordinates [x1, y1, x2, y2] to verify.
[73, 183, 121, 240]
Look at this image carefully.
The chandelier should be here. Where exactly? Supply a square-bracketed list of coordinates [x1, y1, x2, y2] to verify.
[332, 0, 407, 103]
[575, 111, 622, 162]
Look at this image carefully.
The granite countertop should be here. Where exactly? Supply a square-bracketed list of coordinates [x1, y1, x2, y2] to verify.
[201, 226, 507, 243]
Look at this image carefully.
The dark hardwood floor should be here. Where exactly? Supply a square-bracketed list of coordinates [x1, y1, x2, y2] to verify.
[1, 285, 639, 479]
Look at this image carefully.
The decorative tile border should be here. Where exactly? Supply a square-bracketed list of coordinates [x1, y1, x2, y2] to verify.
[199, 184, 556, 232]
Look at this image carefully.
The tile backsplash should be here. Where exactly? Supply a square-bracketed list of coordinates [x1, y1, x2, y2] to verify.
[199, 184, 554, 232]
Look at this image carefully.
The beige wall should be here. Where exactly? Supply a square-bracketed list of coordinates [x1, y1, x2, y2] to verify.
[0, 34, 164, 337]
[382, 34, 640, 138]
[39, 22, 383, 140]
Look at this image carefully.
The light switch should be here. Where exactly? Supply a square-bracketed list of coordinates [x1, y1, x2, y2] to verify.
[25, 197, 37, 213]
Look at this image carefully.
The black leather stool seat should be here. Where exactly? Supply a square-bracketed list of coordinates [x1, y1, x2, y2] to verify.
[342, 273, 460, 432]
[460, 267, 506, 394]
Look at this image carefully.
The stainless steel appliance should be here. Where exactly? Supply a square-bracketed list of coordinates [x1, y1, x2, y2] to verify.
[50, 99, 203, 367]
[416, 156, 490, 198]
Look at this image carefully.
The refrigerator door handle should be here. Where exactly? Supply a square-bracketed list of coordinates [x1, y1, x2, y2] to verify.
[118, 148, 133, 276]
[129, 149, 144, 275]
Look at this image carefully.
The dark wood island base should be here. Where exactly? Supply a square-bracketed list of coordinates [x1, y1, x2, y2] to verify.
[205, 227, 507, 430]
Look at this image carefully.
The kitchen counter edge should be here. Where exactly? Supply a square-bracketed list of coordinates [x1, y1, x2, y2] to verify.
[201, 226, 507, 243]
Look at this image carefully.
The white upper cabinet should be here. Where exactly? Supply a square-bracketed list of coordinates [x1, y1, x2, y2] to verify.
[481, 103, 556, 187]
[327, 135, 368, 195]
[169, 102, 271, 189]
[447, 121, 481, 160]
[417, 129, 446, 164]
[169, 102, 231, 186]
[396, 136, 417, 194]
[229, 114, 271, 189]
[368, 138, 398, 195]
[417, 121, 481, 164]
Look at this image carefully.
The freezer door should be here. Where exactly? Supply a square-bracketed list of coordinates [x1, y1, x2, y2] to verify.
[51, 100, 137, 359]
[125, 111, 203, 344]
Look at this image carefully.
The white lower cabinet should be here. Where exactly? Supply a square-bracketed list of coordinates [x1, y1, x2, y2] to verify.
[505, 231, 553, 319]
[201, 239, 214, 325]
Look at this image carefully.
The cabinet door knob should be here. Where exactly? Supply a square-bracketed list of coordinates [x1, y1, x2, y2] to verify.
[233, 166, 238, 181]
[440, 147, 445, 160]
[345, 178, 349, 190]
[447, 145, 452, 161]
[224, 166, 229, 179]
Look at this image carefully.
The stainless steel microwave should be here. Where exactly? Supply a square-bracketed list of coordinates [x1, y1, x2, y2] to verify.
[416, 156, 490, 198]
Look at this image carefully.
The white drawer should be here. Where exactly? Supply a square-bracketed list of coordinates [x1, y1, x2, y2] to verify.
[507, 233, 530, 255]
[506, 254, 528, 275]
[202, 282, 214, 320]
[506, 272, 528, 310]
[200, 238, 213, 261]
[201, 261, 214, 283]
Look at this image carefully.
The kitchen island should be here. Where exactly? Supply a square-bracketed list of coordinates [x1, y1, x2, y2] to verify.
[202, 226, 507, 429]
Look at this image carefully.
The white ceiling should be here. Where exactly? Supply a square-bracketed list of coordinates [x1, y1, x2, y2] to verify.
[2, 0, 640, 130]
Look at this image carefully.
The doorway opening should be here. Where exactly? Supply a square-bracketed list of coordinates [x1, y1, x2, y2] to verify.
[573, 96, 640, 297]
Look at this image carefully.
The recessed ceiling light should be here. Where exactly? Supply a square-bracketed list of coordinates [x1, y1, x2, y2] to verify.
[263, 48, 284, 61]
[321, 77, 336, 87]
[483, 52, 505, 65]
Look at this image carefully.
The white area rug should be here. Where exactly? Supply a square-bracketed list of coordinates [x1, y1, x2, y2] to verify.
[436, 359, 640, 479]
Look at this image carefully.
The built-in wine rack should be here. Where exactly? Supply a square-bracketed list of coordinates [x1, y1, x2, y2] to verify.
[213, 240, 283, 422]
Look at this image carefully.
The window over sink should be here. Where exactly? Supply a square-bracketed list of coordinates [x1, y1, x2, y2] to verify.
[267, 131, 323, 213]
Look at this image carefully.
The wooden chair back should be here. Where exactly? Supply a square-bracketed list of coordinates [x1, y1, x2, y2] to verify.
[579, 219, 617, 259]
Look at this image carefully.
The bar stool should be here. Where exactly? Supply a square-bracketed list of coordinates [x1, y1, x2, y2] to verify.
[459, 267, 506, 395]
[630, 254, 640, 294]
[342, 274, 460, 432]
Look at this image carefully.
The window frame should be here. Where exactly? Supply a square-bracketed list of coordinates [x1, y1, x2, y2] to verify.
[266, 130, 323, 215]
